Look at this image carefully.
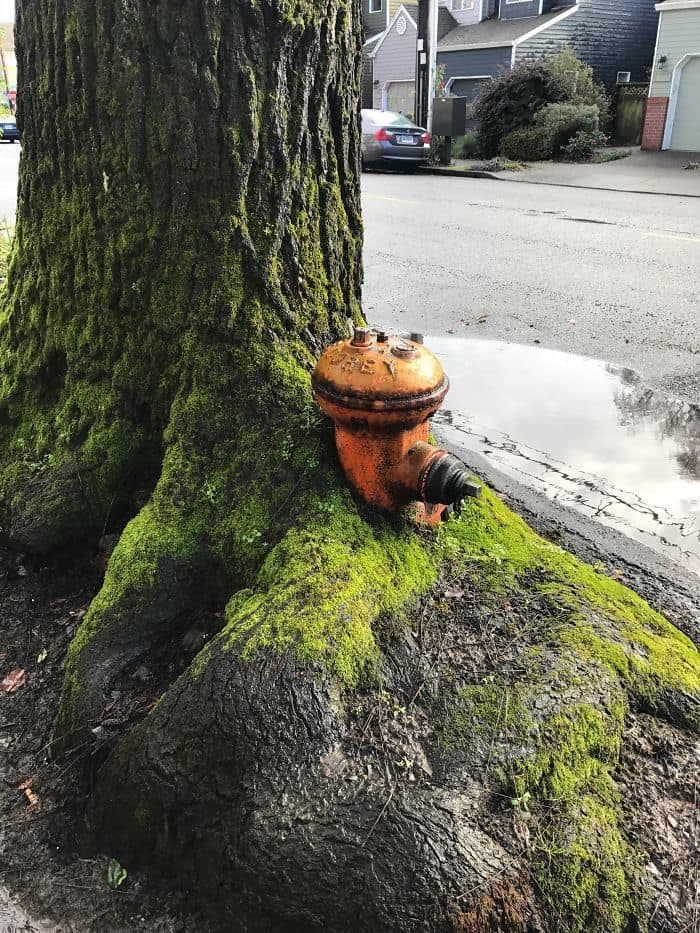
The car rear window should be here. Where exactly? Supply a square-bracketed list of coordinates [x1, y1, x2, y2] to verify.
[382, 113, 415, 127]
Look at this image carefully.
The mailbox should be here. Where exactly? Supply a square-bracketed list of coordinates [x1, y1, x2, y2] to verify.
[432, 97, 467, 137]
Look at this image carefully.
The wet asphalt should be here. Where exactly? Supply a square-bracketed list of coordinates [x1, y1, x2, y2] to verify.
[362, 171, 700, 403]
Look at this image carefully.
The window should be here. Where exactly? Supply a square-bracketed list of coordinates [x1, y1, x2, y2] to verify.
[616, 71, 631, 85]
[452, 0, 475, 8]
[369, 0, 382, 12]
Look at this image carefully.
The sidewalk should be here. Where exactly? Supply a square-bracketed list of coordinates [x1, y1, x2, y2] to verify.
[429, 148, 700, 198]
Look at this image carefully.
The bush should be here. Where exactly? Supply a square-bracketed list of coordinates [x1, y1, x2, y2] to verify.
[473, 61, 568, 157]
[546, 47, 612, 132]
[562, 130, 608, 162]
[534, 103, 600, 155]
[499, 126, 552, 162]
[452, 132, 479, 160]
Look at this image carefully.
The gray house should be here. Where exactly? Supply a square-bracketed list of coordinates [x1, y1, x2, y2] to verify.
[362, 2, 457, 114]
[438, 0, 659, 105]
[363, 0, 659, 118]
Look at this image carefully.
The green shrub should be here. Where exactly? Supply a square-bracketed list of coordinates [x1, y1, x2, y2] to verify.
[546, 47, 612, 131]
[452, 131, 479, 160]
[499, 126, 552, 162]
[535, 103, 600, 155]
[562, 130, 608, 162]
[594, 148, 632, 163]
[474, 61, 568, 157]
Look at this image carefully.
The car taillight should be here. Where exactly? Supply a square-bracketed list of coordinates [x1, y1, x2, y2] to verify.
[421, 132, 431, 144]
[374, 128, 393, 142]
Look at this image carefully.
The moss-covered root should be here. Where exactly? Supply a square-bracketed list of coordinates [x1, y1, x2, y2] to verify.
[84, 485, 699, 932]
[90, 502, 519, 933]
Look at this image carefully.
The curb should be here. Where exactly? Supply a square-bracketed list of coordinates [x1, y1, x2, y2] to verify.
[420, 167, 501, 181]
[419, 165, 700, 199]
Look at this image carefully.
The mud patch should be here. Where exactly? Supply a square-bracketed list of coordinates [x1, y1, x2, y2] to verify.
[0, 548, 214, 932]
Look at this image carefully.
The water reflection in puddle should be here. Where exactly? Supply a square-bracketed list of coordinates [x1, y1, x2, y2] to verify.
[431, 338, 700, 577]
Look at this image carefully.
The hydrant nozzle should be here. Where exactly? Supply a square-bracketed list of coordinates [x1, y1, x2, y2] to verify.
[312, 327, 480, 525]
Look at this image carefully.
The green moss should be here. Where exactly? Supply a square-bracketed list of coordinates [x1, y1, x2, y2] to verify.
[537, 795, 635, 933]
[221, 493, 436, 687]
[439, 683, 533, 748]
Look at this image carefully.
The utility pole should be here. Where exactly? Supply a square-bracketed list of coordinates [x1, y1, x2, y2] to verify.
[415, 0, 429, 128]
[425, 0, 439, 135]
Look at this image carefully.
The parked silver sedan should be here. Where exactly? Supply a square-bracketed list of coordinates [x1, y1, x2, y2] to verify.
[361, 109, 431, 171]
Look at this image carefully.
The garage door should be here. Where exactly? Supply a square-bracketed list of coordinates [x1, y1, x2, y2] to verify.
[385, 80, 415, 118]
[670, 56, 700, 151]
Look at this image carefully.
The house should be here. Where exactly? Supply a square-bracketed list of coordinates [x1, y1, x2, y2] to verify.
[641, 0, 700, 152]
[0, 21, 17, 106]
[438, 0, 659, 106]
[362, 1, 458, 113]
[363, 0, 659, 122]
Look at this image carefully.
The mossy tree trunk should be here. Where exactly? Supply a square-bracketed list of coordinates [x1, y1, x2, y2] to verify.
[2, 2, 699, 932]
[3, 0, 363, 720]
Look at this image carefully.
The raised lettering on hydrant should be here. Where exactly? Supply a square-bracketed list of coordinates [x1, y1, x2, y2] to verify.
[312, 326, 481, 525]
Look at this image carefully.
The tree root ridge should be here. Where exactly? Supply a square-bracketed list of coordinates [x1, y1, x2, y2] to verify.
[77, 487, 698, 932]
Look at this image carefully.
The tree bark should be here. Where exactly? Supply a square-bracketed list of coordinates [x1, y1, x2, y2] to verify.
[2, 2, 699, 932]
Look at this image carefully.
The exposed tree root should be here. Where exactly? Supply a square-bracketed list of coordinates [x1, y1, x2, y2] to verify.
[65, 474, 698, 932]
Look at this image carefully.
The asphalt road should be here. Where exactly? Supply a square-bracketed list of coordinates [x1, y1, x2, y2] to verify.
[3, 143, 698, 400]
[362, 171, 700, 401]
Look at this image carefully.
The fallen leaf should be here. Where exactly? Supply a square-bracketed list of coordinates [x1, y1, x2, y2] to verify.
[37, 648, 48, 664]
[106, 857, 128, 890]
[444, 588, 464, 600]
[1, 669, 26, 693]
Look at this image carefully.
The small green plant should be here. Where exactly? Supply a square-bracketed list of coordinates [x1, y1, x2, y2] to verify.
[563, 130, 608, 162]
[499, 126, 552, 162]
[452, 131, 479, 160]
[470, 157, 525, 173]
[593, 148, 632, 163]
[106, 857, 127, 889]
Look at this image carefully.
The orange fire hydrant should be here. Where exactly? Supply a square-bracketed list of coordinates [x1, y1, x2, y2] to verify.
[312, 327, 480, 524]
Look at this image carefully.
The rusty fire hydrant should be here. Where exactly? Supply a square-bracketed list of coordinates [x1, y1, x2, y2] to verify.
[312, 326, 480, 524]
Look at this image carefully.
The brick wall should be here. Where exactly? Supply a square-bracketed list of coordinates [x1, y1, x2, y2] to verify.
[641, 97, 669, 151]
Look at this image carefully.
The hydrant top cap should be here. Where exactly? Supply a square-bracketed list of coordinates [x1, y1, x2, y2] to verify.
[312, 330, 448, 413]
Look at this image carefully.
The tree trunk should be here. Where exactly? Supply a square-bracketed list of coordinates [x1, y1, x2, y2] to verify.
[2, 2, 699, 932]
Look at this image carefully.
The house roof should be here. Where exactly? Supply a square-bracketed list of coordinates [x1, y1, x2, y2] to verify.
[438, 9, 565, 51]
[655, 0, 700, 8]
[437, 7, 458, 41]
[369, 4, 418, 58]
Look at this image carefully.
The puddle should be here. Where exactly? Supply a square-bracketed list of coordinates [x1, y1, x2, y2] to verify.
[430, 338, 700, 577]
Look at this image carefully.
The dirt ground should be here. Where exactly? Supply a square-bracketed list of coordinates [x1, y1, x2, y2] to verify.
[0, 532, 698, 932]
[0, 544, 213, 932]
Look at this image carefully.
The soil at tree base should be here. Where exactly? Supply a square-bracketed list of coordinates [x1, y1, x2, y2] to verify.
[0, 544, 215, 932]
[0, 520, 697, 932]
